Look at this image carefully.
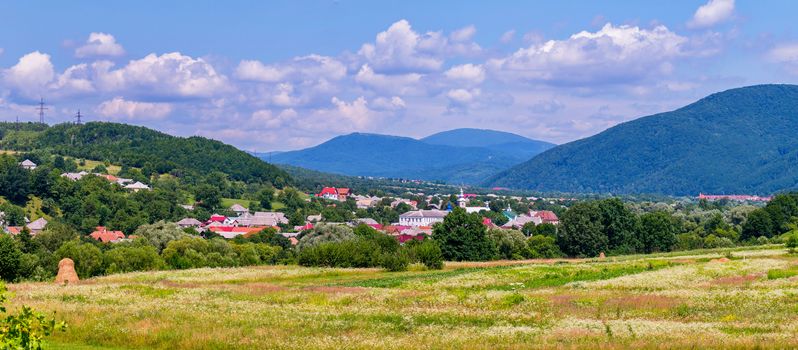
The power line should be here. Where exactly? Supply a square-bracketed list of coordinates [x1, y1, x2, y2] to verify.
[36, 97, 48, 124]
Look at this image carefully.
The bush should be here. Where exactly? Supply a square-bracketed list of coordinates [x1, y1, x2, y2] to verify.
[703, 234, 735, 249]
[134, 221, 188, 253]
[297, 223, 355, 250]
[0, 283, 66, 349]
[526, 235, 562, 259]
[103, 244, 165, 274]
[488, 229, 529, 260]
[379, 252, 409, 272]
[55, 240, 104, 278]
[408, 240, 444, 270]
[297, 239, 381, 268]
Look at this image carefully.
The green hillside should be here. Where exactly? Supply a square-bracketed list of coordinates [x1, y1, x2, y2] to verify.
[24, 122, 290, 186]
[486, 84, 798, 195]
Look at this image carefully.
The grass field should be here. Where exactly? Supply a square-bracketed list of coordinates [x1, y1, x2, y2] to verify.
[8, 247, 798, 349]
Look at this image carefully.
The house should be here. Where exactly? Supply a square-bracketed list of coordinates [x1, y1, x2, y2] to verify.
[531, 210, 559, 225]
[502, 214, 542, 229]
[208, 226, 269, 239]
[26, 217, 48, 234]
[90, 226, 126, 243]
[229, 204, 249, 216]
[61, 171, 89, 181]
[294, 222, 314, 231]
[398, 210, 448, 227]
[355, 196, 381, 209]
[306, 214, 322, 223]
[317, 187, 350, 201]
[390, 199, 418, 209]
[20, 159, 37, 170]
[176, 218, 203, 228]
[237, 211, 289, 227]
[124, 181, 151, 192]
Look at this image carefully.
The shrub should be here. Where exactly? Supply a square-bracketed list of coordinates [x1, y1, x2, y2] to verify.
[487, 229, 528, 260]
[297, 239, 381, 268]
[55, 240, 103, 278]
[0, 283, 66, 349]
[379, 252, 409, 272]
[408, 240, 444, 270]
[703, 234, 735, 249]
[297, 223, 355, 250]
[527, 235, 562, 259]
[103, 244, 165, 274]
[134, 221, 188, 253]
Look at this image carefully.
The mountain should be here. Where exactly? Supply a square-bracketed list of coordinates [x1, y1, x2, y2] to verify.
[268, 131, 552, 184]
[13, 122, 291, 186]
[485, 84, 798, 195]
[422, 128, 555, 160]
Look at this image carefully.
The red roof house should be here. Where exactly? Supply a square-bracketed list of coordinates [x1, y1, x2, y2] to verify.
[531, 210, 559, 225]
[90, 227, 126, 243]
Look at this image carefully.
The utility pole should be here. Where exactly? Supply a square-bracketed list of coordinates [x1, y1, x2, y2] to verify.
[74, 110, 83, 125]
[36, 98, 48, 124]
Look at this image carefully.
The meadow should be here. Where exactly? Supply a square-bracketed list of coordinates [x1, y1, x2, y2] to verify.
[8, 246, 798, 349]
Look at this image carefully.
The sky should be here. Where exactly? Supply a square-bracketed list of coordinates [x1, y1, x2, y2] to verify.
[1, 0, 798, 152]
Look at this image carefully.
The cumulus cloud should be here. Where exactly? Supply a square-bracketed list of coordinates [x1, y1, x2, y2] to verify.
[358, 20, 480, 74]
[500, 30, 516, 44]
[3, 51, 55, 99]
[487, 23, 693, 86]
[371, 96, 406, 111]
[96, 97, 172, 119]
[768, 43, 798, 74]
[95, 52, 229, 99]
[688, 0, 735, 29]
[235, 54, 346, 83]
[354, 64, 422, 94]
[444, 64, 485, 84]
[75, 32, 125, 58]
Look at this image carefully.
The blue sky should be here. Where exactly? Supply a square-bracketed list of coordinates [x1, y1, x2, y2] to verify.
[1, 0, 798, 151]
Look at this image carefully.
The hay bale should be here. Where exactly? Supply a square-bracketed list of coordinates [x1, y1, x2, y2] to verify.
[599, 252, 606, 259]
[54, 258, 79, 285]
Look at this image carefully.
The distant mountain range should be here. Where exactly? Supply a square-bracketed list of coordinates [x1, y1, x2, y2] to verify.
[486, 84, 798, 195]
[265, 128, 555, 184]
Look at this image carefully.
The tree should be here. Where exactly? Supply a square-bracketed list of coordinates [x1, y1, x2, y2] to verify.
[557, 202, 606, 257]
[133, 221, 187, 253]
[597, 198, 640, 254]
[297, 223, 355, 250]
[256, 187, 274, 210]
[195, 184, 221, 210]
[433, 207, 495, 261]
[0, 235, 22, 281]
[741, 208, 774, 240]
[103, 244, 165, 274]
[534, 223, 557, 238]
[638, 211, 677, 253]
[487, 229, 528, 260]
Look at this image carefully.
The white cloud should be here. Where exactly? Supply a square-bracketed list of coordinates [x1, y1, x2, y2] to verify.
[95, 52, 229, 99]
[358, 20, 481, 74]
[235, 54, 346, 83]
[500, 30, 516, 44]
[446, 88, 481, 104]
[3, 51, 55, 98]
[75, 32, 125, 58]
[768, 43, 798, 74]
[354, 64, 422, 94]
[487, 23, 692, 86]
[96, 97, 172, 119]
[330, 96, 373, 128]
[371, 96, 406, 111]
[450, 25, 476, 42]
[444, 64, 485, 84]
[688, 0, 735, 29]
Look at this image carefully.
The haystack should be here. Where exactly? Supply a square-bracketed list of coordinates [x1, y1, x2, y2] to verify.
[55, 258, 79, 285]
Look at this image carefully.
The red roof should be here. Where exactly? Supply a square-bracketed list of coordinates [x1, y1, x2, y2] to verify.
[5, 226, 22, 235]
[532, 210, 559, 223]
[337, 188, 350, 196]
[368, 223, 383, 230]
[209, 214, 226, 223]
[318, 187, 338, 196]
[90, 226, 126, 243]
[397, 234, 426, 243]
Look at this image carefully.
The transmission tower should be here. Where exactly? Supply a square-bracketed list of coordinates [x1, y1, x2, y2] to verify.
[36, 98, 48, 124]
[74, 110, 83, 125]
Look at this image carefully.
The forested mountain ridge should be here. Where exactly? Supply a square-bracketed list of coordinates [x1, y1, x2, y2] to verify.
[2, 122, 291, 186]
[485, 84, 798, 195]
[268, 129, 554, 184]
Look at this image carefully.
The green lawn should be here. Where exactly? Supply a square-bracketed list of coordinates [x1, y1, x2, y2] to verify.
[221, 197, 286, 211]
[8, 247, 798, 349]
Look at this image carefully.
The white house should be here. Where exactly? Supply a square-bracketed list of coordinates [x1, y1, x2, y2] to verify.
[399, 210, 448, 227]
[229, 204, 249, 216]
[20, 159, 37, 170]
[124, 181, 151, 192]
